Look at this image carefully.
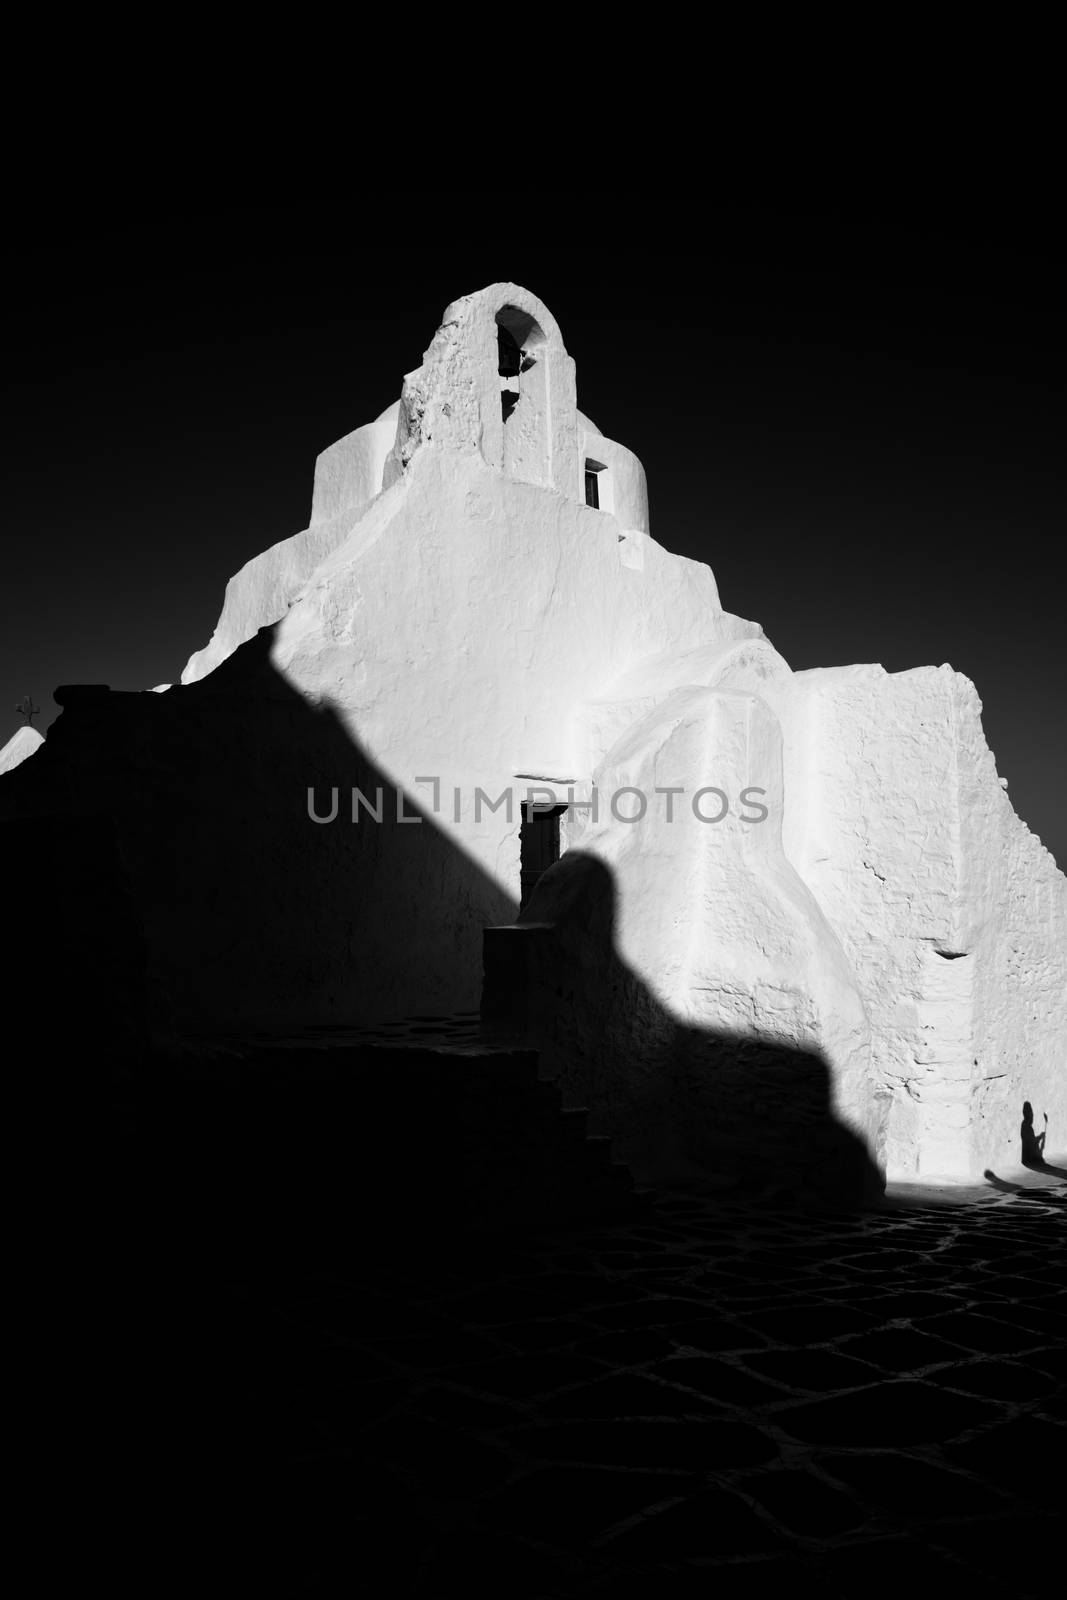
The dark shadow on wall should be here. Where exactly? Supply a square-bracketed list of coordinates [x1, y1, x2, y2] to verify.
[1, 618, 881, 1271]
[0, 622, 515, 1039]
[485, 850, 885, 1209]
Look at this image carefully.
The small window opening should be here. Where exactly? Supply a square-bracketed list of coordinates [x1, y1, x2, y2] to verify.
[585, 458, 607, 508]
[519, 804, 567, 912]
[501, 391, 519, 424]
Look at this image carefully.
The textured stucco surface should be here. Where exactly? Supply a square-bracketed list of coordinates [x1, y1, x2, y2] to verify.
[775, 665, 1065, 1180]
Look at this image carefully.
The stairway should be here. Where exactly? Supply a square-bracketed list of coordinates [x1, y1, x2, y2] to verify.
[153, 1012, 647, 1271]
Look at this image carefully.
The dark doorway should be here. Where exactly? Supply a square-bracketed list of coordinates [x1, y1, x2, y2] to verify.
[520, 804, 567, 912]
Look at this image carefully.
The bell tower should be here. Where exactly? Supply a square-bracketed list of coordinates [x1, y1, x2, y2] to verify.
[384, 282, 581, 502]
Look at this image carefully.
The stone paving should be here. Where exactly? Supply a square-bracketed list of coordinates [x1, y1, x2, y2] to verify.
[172, 1160, 1066, 1595]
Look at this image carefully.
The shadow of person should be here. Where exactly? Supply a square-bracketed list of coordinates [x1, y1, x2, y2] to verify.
[1021, 1101, 1047, 1164]
[1020, 1101, 1066, 1177]
[983, 1169, 1026, 1194]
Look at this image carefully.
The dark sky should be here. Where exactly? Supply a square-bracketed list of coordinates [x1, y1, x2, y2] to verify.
[3, 194, 1064, 866]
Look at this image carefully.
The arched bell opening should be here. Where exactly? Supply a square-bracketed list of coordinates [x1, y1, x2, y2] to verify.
[496, 306, 546, 425]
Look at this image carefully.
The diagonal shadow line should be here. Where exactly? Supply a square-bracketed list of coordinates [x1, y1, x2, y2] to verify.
[2, 618, 882, 1246]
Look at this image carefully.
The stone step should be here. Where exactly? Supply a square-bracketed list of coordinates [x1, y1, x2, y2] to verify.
[157, 1011, 642, 1239]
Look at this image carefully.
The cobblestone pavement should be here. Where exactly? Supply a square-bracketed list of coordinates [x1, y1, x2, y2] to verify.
[169, 1161, 1067, 1596]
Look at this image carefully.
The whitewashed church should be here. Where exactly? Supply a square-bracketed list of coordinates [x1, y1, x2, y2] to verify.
[173, 283, 1065, 1190]
[8, 283, 1064, 1196]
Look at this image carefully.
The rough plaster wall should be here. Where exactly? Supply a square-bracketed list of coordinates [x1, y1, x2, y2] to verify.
[778, 665, 1066, 1180]
[521, 685, 885, 1197]
[383, 289, 502, 481]
[778, 665, 969, 1177]
[952, 675, 1067, 1172]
